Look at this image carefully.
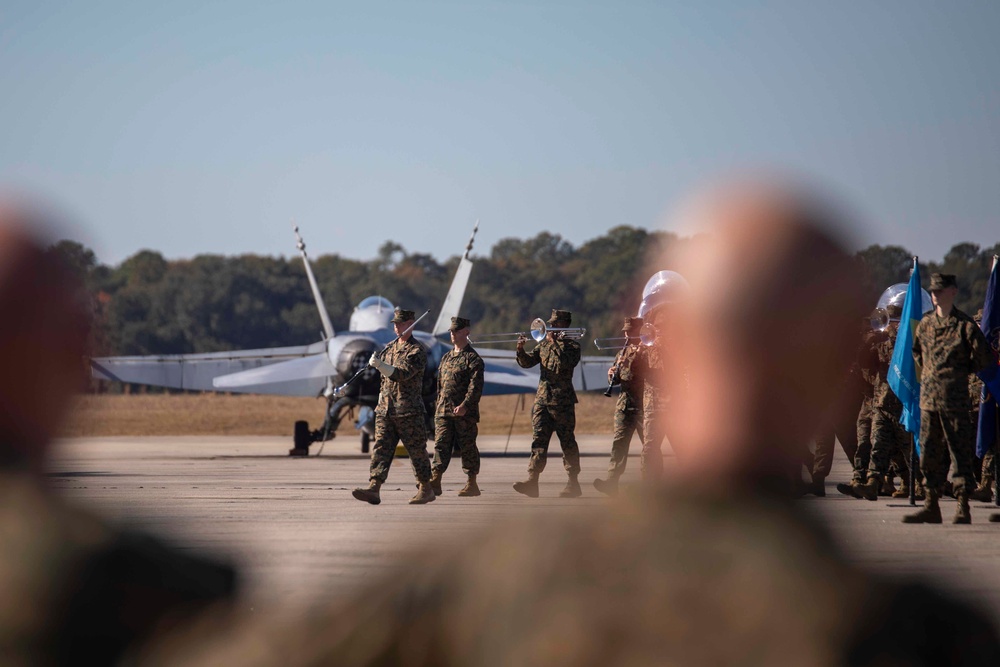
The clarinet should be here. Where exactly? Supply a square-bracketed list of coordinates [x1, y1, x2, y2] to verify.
[603, 341, 628, 397]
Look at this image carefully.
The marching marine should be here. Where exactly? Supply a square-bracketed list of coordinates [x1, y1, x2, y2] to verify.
[513, 309, 583, 498]
[352, 308, 435, 505]
[593, 316, 646, 495]
[429, 317, 485, 497]
[858, 305, 925, 501]
[905, 274, 996, 524]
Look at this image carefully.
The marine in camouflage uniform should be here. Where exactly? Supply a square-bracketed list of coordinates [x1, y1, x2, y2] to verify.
[640, 310, 683, 481]
[808, 361, 863, 496]
[839, 327, 878, 496]
[858, 314, 924, 501]
[352, 308, 435, 506]
[430, 316, 485, 498]
[593, 317, 646, 496]
[513, 309, 583, 498]
[970, 308, 995, 501]
[904, 274, 996, 524]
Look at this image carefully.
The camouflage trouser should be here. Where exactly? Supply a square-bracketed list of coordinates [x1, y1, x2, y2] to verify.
[813, 398, 860, 481]
[867, 408, 920, 482]
[432, 416, 480, 477]
[527, 403, 580, 476]
[642, 409, 677, 480]
[853, 397, 873, 482]
[369, 413, 431, 484]
[919, 409, 975, 495]
[606, 407, 644, 479]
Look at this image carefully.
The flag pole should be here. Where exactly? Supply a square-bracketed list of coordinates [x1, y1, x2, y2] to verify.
[992, 255, 999, 507]
[910, 265, 917, 504]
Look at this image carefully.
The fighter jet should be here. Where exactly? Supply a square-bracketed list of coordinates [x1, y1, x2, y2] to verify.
[90, 224, 609, 454]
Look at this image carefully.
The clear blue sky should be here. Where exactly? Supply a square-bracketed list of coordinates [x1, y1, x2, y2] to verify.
[2, 1, 998, 266]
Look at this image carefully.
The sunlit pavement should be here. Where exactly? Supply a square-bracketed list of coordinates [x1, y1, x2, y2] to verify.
[50, 436, 1000, 616]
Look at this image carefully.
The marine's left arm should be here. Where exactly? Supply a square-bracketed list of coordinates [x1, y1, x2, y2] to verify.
[389, 345, 426, 383]
[552, 339, 581, 374]
[461, 355, 485, 411]
[969, 322, 997, 373]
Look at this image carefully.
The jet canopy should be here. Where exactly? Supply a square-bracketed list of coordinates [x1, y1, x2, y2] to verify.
[351, 296, 395, 332]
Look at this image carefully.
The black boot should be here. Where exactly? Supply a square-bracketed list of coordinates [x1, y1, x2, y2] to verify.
[902, 490, 942, 524]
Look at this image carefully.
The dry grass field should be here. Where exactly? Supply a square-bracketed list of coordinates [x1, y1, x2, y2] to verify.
[63, 392, 618, 437]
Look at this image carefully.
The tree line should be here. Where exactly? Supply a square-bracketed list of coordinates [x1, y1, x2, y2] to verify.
[54, 227, 999, 360]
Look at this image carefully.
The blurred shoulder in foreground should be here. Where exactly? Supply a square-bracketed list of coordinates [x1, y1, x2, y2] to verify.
[0, 202, 237, 666]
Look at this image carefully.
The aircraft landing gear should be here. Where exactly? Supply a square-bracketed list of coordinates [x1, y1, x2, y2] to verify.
[290, 420, 311, 456]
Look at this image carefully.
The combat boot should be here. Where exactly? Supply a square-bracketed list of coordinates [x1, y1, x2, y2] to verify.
[409, 481, 437, 505]
[902, 489, 942, 524]
[913, 480, 926, 501]
[879, 475, 896, 497]
[593, 476, 619, 496]
[457, 474, 481, 497]
[513, 472, 540, 498]
[836, 480, 863, 498]
[954, 489, 972, 524]
[352, 479, 382, 505]
[970, 479, 994, 503]
[859, 475, 879, 501]
[559, 473, 583, 498]
[891, 482, 910, 499]
[429, 469, 443, 497]
[805, 474, 826, 497]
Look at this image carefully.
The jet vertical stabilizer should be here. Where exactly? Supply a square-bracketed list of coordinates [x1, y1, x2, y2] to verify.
[432, 221, 478, 336]
[294, 224, 335, 340]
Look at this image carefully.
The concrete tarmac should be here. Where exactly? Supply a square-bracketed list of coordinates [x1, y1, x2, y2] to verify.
[49, 435, 1000, 617]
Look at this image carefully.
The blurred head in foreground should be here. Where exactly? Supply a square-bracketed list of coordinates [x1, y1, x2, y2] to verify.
[0, 201, 90, 471]
[162, 178, 1000, 667]
[666, 180, 864, 492]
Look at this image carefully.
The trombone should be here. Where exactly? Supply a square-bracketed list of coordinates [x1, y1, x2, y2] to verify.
[593, 322, 659, 350]
[471, 318, 586, 345]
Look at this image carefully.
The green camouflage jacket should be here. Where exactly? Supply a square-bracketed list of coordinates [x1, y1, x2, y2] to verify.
[516, 337, 581, 406]
[613, 343, 645, 413]
[860, 326, 902, 413]
[913, 307, 995, 412]
[376, 336, 427, 417]
[641, 341, 676, 415]
[435, 344, 485, 421]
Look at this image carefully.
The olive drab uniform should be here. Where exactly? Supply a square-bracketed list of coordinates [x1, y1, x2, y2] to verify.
[604, 342, 646, 480]
[369, 336, 431, 484]
[913, 306, 995, 498]
[432, 343, 485, 478]
[0, 471, 236, 664]
[516, 336, 582, 476]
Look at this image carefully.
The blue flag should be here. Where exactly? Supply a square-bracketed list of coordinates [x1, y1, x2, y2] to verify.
[976, 258, 1000, 457]
[888, 260, 923, 454]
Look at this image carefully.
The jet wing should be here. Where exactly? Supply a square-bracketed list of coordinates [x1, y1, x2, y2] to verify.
[477, 348, 612, 395]
[90, 342, 328, 397]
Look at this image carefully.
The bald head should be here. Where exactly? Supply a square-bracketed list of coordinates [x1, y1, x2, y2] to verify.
[666, 183, 864, 489]
[0, 203, 90, 470]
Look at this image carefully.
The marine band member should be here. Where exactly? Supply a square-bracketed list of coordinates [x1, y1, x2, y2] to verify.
[429, 317, 485, 497]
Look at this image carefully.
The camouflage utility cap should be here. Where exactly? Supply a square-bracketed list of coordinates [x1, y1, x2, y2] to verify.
[623, 316, 644, 332]
[929, 273, 957, 291]
[450, 316, 471, 331]
[391, 308, 416, 323]
[886, 304, 902, 318]
[548, 309, 572, 325]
